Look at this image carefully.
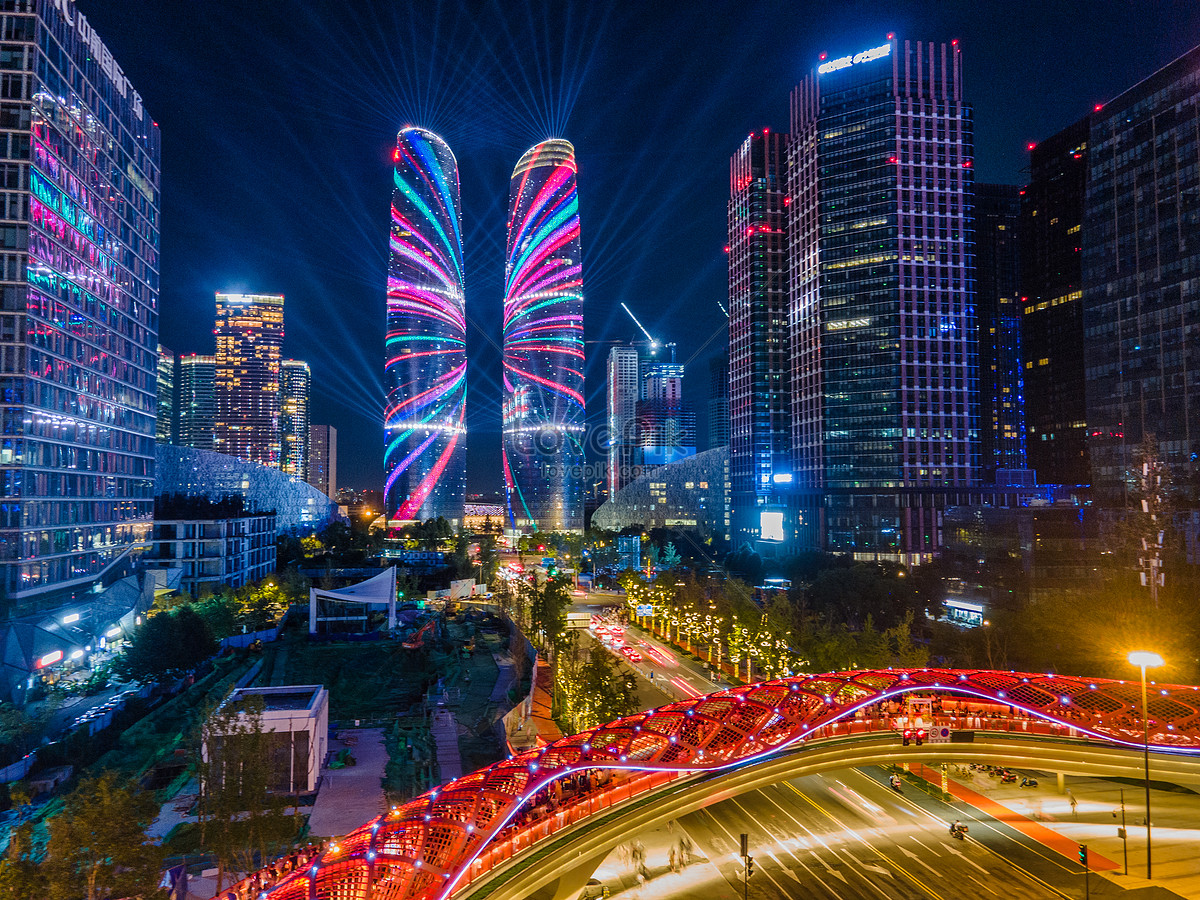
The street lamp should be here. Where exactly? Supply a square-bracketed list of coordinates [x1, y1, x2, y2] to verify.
[1127, 650, 1164, 879]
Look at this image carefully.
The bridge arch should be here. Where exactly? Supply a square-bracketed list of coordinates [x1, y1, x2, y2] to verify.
[234, 668, 1200, 900]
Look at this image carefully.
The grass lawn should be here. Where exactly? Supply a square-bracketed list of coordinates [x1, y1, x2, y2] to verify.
[267, 639, 434, 722]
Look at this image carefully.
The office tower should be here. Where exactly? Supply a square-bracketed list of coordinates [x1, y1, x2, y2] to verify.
[1021, 116, 1090, 485]
[178, 354, 217, 451]
[728, 130, 792, 546]
[638, 347, 696, 467]
[280, 359, 310, 481]
[975, 183, 1026, 480]
[157, 346, 176, 444]
[787, 38, 977, 561]
[308, 424, 338, 498]
[1084, 45, 1200, 499]
[384, 127, 467, 523]
[502, 139, 585, 532]
[214, 293, 285, 468]
[708, 354, 730, 450]
[607, 345, 640, 496]
[0, 1, 160, 604]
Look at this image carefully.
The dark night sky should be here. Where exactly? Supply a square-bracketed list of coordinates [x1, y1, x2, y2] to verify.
[77, 0, 1200, 492]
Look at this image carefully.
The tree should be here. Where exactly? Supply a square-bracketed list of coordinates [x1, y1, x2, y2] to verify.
[235, 580, 287, 631]
[44, 772, 164, 900]
[652, 542, 682, 571]
[198, 695, 293, 892]
[115, 605, 216, 682]
[0, 823, 45, 900]
[447, 530, 474, 581]
[476, 534, 500, 586]
[0, 704, 34, 759]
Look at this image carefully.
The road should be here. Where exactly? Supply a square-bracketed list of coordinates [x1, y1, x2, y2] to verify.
[572, 599, 725, 705]
[674, 768, 1063, 900]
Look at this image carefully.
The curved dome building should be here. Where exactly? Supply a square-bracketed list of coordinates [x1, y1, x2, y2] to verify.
[384, 127, 468, 524]
[502, 139, 586, 533]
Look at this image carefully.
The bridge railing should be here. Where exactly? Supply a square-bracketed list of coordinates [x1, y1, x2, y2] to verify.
[466, 768, 683, 884]
[454, 713, 1168, 895]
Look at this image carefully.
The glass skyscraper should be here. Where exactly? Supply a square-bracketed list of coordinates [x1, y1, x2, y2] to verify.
[178, 353, 216, 451]
[502, 139, 585, 533]
[279, 358, 310, 481]
[975, 182, 1026, 480]
[0, 0, 160, 605]
[1083, 45, 1200, 502]
[783, 39, 979, 561]
[1021, 117, 1090, 486]
[728, 131, 791, 546]
[384, 127, 466, 524]
[214, 292, 285, 469]
[606, 344, 639, 498]
[156, 344, 175, 444]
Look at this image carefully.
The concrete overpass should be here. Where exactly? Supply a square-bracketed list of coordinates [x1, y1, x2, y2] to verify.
[229, 668, 1200, 900]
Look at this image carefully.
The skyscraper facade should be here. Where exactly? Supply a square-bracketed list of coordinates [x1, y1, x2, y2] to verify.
[1083, 45, 1200, 500]
[214, 293, 284, 468]
[606, 344, 639, 497]
[0, 0, 160, 603]
[707, 354, 730, 450]
[308, 423, 337, 499]
[728, 131, 792, 546]
[1021, 116, 1090, 485]
[156, 345, 176, 445]
[280, 359, 310, 481]
[975, 183, 1026, 480]
[638, 353, 696, 467]
[178, 354, 216, 451]
[502, 140, 585, 532]
[384, 127, 466, 523]
[783, 38, 979, 561]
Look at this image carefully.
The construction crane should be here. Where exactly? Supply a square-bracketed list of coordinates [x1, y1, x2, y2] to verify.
[621, 302, 660, 351]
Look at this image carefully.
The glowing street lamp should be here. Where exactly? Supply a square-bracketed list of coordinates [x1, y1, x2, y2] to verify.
[1127, 650, 1163, 879]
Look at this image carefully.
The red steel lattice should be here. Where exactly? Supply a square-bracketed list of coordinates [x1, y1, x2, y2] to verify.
[232, 668, 1200, 900]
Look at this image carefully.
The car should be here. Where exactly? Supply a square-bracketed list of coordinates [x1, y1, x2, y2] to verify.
[620, 647, 642, 662]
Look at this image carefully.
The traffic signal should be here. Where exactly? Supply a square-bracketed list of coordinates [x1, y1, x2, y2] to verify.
[915, 728, 926, 746]
[1078, 844, 1088, 865]
[739, 833, 749, 858]
[746, 857, 755, 878]
[903, 729, 912, 746]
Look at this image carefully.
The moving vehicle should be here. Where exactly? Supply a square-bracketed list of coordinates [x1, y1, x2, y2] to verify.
[620, 646, 642, 663]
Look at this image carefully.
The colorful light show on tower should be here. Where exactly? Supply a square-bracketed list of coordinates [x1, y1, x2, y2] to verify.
[384, 127, 468, 524]
[502, 139, 586, 532]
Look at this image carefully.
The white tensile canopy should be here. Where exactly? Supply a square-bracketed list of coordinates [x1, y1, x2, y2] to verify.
[308, 567, 397, 633]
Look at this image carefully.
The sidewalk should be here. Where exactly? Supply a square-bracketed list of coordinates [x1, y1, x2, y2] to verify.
[307, 728, 387, 838]
[915, 765, 1200, 899]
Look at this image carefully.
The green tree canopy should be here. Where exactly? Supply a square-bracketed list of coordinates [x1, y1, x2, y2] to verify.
[44, 772, 164, 900]
[114, 605, 217, 683]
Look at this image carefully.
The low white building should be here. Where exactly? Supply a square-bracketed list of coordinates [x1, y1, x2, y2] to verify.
[206, 685, 329, 794]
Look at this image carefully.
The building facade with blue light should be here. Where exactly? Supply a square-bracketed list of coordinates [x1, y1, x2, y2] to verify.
[0, 0, 160, 608]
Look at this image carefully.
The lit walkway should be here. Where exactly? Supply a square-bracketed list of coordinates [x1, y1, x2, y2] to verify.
[307, 728, 387, 838]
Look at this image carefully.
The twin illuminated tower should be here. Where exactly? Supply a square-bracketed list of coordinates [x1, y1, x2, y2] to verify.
[385, 128, 469, 523]
[385, 131, 585, 531]
[501, 141, 586, 532]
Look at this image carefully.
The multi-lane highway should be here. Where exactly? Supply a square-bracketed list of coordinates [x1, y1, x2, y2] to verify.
[675, 768, 1068, 900]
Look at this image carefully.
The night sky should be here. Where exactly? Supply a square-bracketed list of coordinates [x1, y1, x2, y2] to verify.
[78, 0, 1200, 493]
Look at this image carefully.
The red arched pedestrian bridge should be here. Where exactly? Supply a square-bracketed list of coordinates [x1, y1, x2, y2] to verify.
[228, 668, 1200, 900]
